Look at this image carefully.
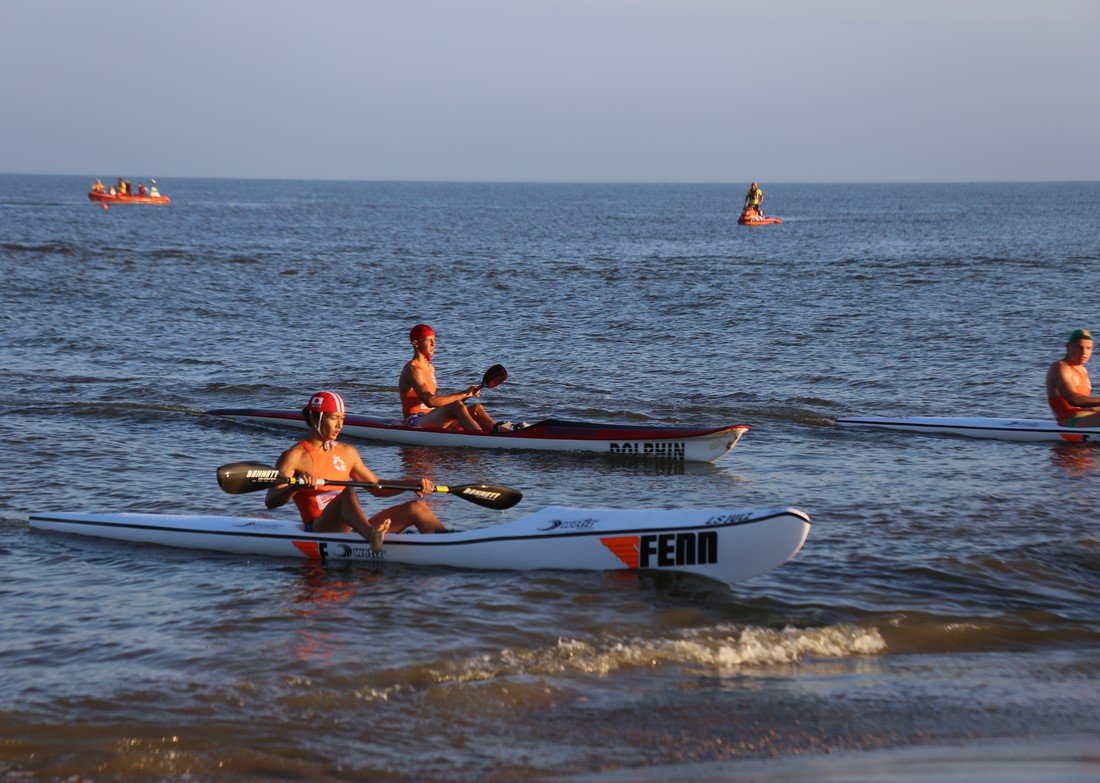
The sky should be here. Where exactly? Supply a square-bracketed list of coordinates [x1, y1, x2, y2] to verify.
[1, 0, 1097, 183]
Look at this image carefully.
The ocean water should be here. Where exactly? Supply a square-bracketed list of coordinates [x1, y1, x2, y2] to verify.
[1, 175, 1098, 781]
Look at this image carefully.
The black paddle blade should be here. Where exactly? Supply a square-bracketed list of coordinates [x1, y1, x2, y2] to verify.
[481, 364, 508, 389]
[217, 462, 287, 494]
[444, 483, 523, 510]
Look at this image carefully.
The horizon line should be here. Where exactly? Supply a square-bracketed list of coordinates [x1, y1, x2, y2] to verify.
[2, 172, 1099, 187]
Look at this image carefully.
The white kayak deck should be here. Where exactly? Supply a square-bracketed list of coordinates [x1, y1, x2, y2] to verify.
[29, 505, 811, 585]
[836, 416, 1099, 443]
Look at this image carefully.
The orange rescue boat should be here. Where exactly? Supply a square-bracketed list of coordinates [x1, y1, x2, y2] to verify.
[89, 190, 170, 205]
[738, 207, 782, 226]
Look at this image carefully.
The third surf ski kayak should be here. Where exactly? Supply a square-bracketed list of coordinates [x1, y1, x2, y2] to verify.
[208, 408, 750, 462]
[836, 416, 1099, 443]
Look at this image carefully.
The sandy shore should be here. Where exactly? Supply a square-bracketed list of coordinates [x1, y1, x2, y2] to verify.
[561, 735, 1100, 783]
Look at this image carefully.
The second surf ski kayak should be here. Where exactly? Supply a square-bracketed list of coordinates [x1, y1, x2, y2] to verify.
[836, 416, 1099, 443]
[29, 506, 811, 585]
[208, 408, 750, 462]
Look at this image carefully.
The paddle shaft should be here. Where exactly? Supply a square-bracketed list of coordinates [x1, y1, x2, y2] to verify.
[290, 475, 446, 495]
[216, 462, 522, 510]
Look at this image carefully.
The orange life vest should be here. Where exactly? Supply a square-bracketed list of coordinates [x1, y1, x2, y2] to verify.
[400, 362, 435, 417]
[1048, 365, 1092, 425]
[292, 440, 352, 523]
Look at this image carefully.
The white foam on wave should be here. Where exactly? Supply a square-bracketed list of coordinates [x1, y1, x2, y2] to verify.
[301, 623, 895, 710]
[498, 622, 887, 677]
[341, 623, 887, 703]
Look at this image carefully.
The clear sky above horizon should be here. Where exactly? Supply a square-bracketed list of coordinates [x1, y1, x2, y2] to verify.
[2, 1, 1097, 183]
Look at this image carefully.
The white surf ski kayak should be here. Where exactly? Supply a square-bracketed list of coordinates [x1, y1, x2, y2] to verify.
[208, 408, 749, 463]
[836, 416, 1099, 443]
[29, 506, 810, 584]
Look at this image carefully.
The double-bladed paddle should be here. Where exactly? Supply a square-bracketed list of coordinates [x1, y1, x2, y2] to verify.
[216, 461, 522, 511]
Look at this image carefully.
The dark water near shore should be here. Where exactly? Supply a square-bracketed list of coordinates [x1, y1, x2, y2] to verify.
[1, 175, 1098, 780]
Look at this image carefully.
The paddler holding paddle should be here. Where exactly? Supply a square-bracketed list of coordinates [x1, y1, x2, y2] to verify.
[1046, 328, 1100, 428]
[264, 390, 447, 551]
[399, 323, 521, 433]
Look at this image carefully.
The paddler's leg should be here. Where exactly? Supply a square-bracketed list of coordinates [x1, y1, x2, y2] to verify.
[1064, 411, 1100, 427]
[311, 487, 391, 551]
[412, 403, 488, 434]
[466, 402, 496, 432]
[372, 499, 448, 534]
[449, 401, 489, 433]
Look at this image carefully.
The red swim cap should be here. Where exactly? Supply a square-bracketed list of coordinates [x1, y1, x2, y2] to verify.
[410, 324, 435, 342]
[306, 390, 346, 414]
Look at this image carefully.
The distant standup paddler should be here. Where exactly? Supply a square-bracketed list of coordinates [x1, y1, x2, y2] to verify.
[1046, 329, 1100, 427]
[399, 323, 516, 433]
[744, 181, 763, 212]
[265, 390, 447, 550]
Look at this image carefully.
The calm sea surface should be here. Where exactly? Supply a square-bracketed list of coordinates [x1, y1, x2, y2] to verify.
[1, 175, 1098, 780]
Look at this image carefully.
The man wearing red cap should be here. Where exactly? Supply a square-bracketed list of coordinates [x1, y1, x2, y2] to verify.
[1046, 329, 1100, 427]
[399, 324, 502, 433]
[265, 390, 447, 551]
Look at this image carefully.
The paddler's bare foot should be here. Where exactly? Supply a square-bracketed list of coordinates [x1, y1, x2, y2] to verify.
[370, 518, 391, 553]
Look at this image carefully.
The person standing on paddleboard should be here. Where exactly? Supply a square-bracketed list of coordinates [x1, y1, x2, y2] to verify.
[743, 181, 763, 212]
[265, 391, 447, 551]
[1046, 328, 1100, 428]
[399, 324, 516, 433]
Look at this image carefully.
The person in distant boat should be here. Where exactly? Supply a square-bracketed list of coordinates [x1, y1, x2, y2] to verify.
[137, 183, 147, 197]
[149, 180, 160, 197]
[1046, 328, 1100, 427]
[744, 182, 763, 212]
[265, 390, 447, 550]
[399, 323, 510, 433]
[91, 180, 105, 193]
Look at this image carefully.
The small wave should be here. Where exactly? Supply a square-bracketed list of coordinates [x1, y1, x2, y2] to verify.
[491, 623, 886, 676]
[2, 241, 78, 256]
[0, 200, 72, 208]
[879, 611, 1100, 653]
[741, 404, 839, 427]
[299, 623, 887, 706]
[149, 249, 192, 260]
[0, 401, 198, 420]
[199, 381, 295, 396]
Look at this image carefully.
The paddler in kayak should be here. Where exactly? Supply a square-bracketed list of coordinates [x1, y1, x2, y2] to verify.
[265, 390, 447, 551]
[400, 323, 512, 433]
[1046, 328, 1100, 427]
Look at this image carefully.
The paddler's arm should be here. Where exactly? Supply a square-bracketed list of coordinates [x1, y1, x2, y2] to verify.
[410, 362, 480, 408]
[265, 451, 315, 509]
[348, 451, 432, 498]
[1053, 365, 1100, 408]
